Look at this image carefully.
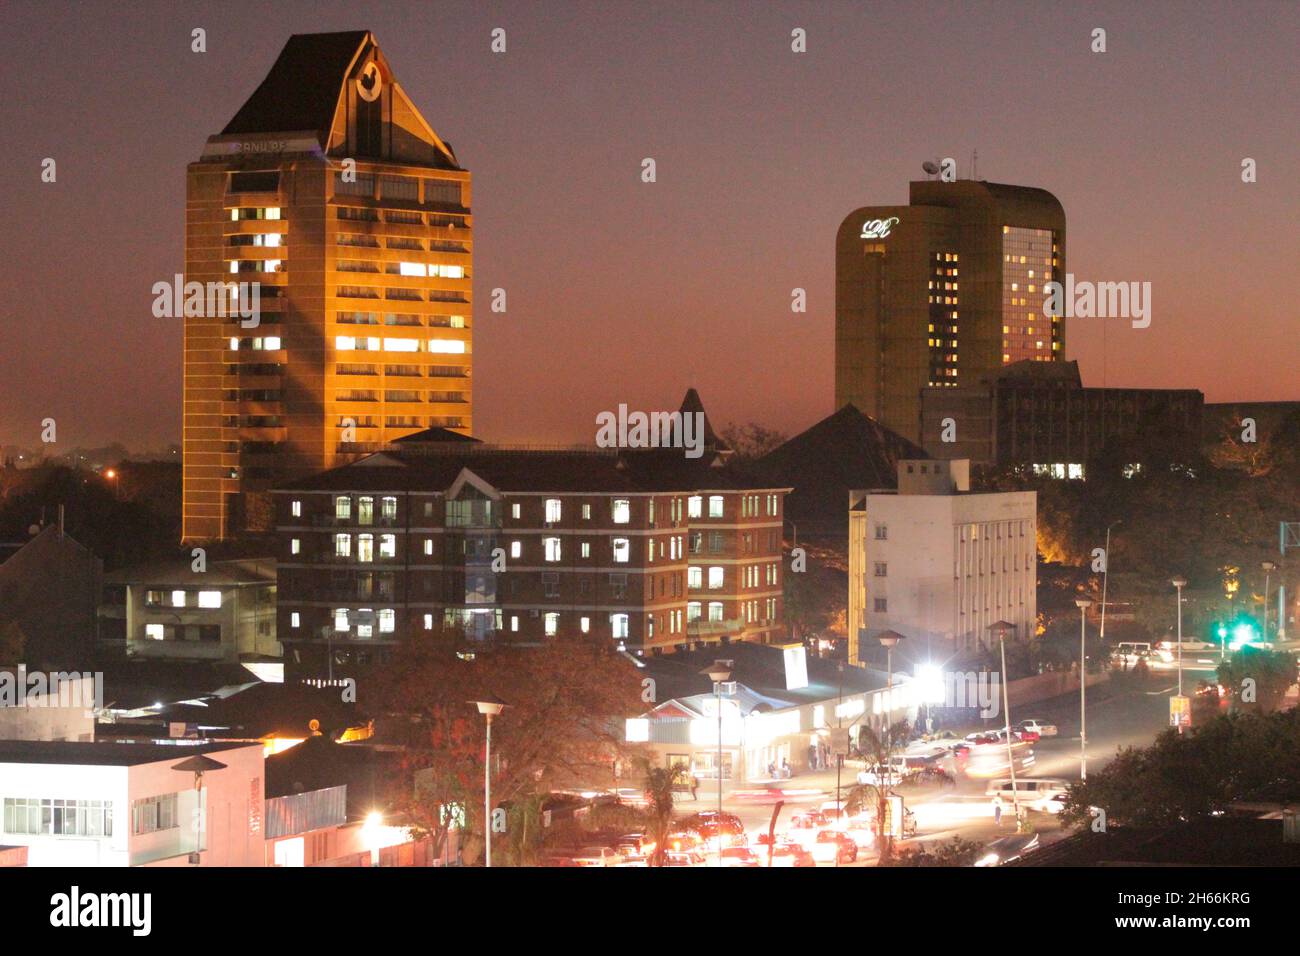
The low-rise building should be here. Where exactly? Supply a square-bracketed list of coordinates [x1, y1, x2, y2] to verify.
[0, 740, 264, 866]
[274, 391, 790, 681]
[98, 557, 278, 663]
[849, 459, 1036, 664]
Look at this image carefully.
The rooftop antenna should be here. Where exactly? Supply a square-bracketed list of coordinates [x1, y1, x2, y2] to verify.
[972, 149, 979, 181]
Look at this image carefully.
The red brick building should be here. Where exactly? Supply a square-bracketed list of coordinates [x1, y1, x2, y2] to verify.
[274, 394, 790, 680]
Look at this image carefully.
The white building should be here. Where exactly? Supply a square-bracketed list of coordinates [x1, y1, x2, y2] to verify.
[849, 459, 1037, 663]
[0, 740, 264, 866]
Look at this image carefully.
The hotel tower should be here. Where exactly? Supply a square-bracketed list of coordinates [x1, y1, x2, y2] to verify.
[835, 179, 1065, 444]
[183, 31, 472, 541]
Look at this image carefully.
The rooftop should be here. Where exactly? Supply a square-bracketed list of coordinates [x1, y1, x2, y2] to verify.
[0, 739, 258, 767]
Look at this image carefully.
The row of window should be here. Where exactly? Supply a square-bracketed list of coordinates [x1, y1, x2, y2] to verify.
[143, 589, 223, 609]
[334, 336, 467, 354]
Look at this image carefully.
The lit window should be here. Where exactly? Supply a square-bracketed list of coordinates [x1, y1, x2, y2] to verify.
[688, 496, 702, 518]
[708, 496, 724, 518]
[581, 541, 591, 558]
[357, 534, 374, 562]
[171, 590, 186, 608]
[424, 614, 434, 630]
[612, 538, 630, 563]
[611, 614, 629, 639]
[290, 612, 300, 628]
[708, 567, 724, 589]
[545, 499, 562, 523]
[383, 338, 420, 352]
[145, 624, 164, 641]
[398, 261, 426, 277]
[379, 534, 396, 558]
[334, 609, 349, 632]
[510, 541, 522, 559]
[335, 533, 352, 557]
[688, 566, 703, 588]
[198, 591, 221, 609]
[335, 496, 352, 520]
[424, 539, 433, 556]
[427, 339, 467, 354]
[580, 616, 591, 634]
[612, 499, 631, 524]
[291, 500, 302, 517]
[379, 609, 396, 633]
[544, 537, 562, 562]
[291, 538, 301, 555]
[511, 503, 521, 520]
[687, 601, 702, 622]
[545, 613, 559, 637]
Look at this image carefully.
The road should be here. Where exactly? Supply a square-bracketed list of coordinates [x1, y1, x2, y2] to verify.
[692, 669, 1195, 865]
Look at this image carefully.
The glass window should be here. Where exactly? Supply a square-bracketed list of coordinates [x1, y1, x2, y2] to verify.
[687, 601, 702, 622]
[171, 590, 186, 608]
[358, 497, 374, 525]
[688, 496, 702, 518]
[335, 533, 352, 557]
[379, 609, 396, 633]
[708, 567, 724, 589]
[544, 612, 559, 636]
[197, 591, 221, 609]
[611, 499, 631, 524]
[544, 537, 562, 562]
[612, 538, 630, 563]
[357, 534, 374, 563]
[381, 496, 398, 520]
[291, 500, 302, 517]
[545, 499, 562, 523]
[379, 534, 396, 558]
[335, 496, 352, 520]
[335, 608, 350, 632]
[688, 566, 703, 588]
[611, 613, 629, 639]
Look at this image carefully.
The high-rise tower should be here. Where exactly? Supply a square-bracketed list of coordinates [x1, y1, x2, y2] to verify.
[183, 31, 472, 541]
[835, 180, 1065, 443]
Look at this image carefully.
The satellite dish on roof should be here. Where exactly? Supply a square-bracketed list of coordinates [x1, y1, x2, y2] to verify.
[921, 160, 941, 175]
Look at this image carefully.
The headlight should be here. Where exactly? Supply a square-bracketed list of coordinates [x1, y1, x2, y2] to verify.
[974, 853, 999, 868]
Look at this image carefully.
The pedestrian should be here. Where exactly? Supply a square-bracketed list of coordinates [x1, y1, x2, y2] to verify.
[781, 758, 791, 779]
[689, 774, 699, 802]
[767, 760, 776, 779]
[993, 795, 1004, 827]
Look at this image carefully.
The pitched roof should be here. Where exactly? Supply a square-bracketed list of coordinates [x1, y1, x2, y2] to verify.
[748, 404, 928, 537]
[222, 31, 370, 141]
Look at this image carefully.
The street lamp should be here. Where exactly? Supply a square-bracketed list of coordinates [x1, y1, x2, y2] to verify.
[1172, 577, 1187, 734]
[1075, 599, 1093, 780]
[987, 622, 1021, 826]
[1262, 561, 1277, 641]
[171, 753, 227, 864]
[876, 630, 907, 842]
[471, 694, 506, 867]
[700, 659, 733, 864]
[1099, 521, 1122, 644]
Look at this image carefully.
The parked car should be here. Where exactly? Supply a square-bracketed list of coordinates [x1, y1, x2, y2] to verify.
[571, 846, 621, 867]
[663, 849, 707, 867]
[615, 833, 655, 860]
[811, 830, 858, 864]
[1019, 718, 1057, 737]
[769, 843, 817, 867]
[717, 846, 760, 868]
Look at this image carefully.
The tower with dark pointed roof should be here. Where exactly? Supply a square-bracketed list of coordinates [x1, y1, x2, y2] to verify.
[183, 32, 473, 542]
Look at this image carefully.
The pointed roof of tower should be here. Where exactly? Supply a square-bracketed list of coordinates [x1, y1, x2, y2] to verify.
[679, 388, 730, 454]
[220, 31, 460, 169]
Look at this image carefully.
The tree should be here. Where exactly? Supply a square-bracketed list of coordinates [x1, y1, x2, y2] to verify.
[844, 718, 910, 860]
[1059, 709, 1300, 829]
[1217, 646, 1299, 713]
[717, 422, 787, 462]
[639, 758, 686, 866]
[373, 630, 644, 864]
[883, 835, 983, 867]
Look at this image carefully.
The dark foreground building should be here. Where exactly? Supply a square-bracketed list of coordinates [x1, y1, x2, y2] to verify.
[919, 360, 1204, 472]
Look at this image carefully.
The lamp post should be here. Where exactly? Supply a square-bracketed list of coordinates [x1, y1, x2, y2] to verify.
[1099, 521, 1121, 645]
[701, 660, 733, 865]
[471, 694, 506, 867]
[876, 630, 906, 851]
[1075, 599, 1092, 780]
[171, 754, 227, 865]
[1172, 577, 1187, 735]
[1262, 561, 1277, 641]
[987, 622, 1021, 826]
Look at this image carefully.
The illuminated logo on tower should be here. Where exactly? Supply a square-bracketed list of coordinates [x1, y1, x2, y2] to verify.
[860, 217, 900, 239]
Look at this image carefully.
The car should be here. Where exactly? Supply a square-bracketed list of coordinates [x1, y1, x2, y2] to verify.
[974, 833, 1041, 867]
[965, 730, 1002, 745]
[1019, 719, 1058, 737]
[789, 809, 830, 829]
[985, 777, 1071, 813]
[615, 833, 655, 861]
[811, 830, 858, 864]
[571, 846, 621, 867]
[768, 843, 817, 867]
[856, 752, 942, 786]
[717, 846, 760, 867]
[662, 849, 707, 867]
[1010, 726, 1039, 743]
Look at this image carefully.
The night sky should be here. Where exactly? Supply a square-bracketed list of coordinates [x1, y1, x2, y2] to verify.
[1, 0, 1295, 452]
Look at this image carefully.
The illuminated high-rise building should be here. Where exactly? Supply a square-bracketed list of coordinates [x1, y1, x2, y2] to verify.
[835, 179, 1065, 444]
[183, 31, 472, 541]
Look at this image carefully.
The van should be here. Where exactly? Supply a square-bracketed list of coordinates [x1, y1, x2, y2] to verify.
[985, 777, 1070, 812]
[855, 752, 942, 786]
[1111, 642, 1151, 663]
